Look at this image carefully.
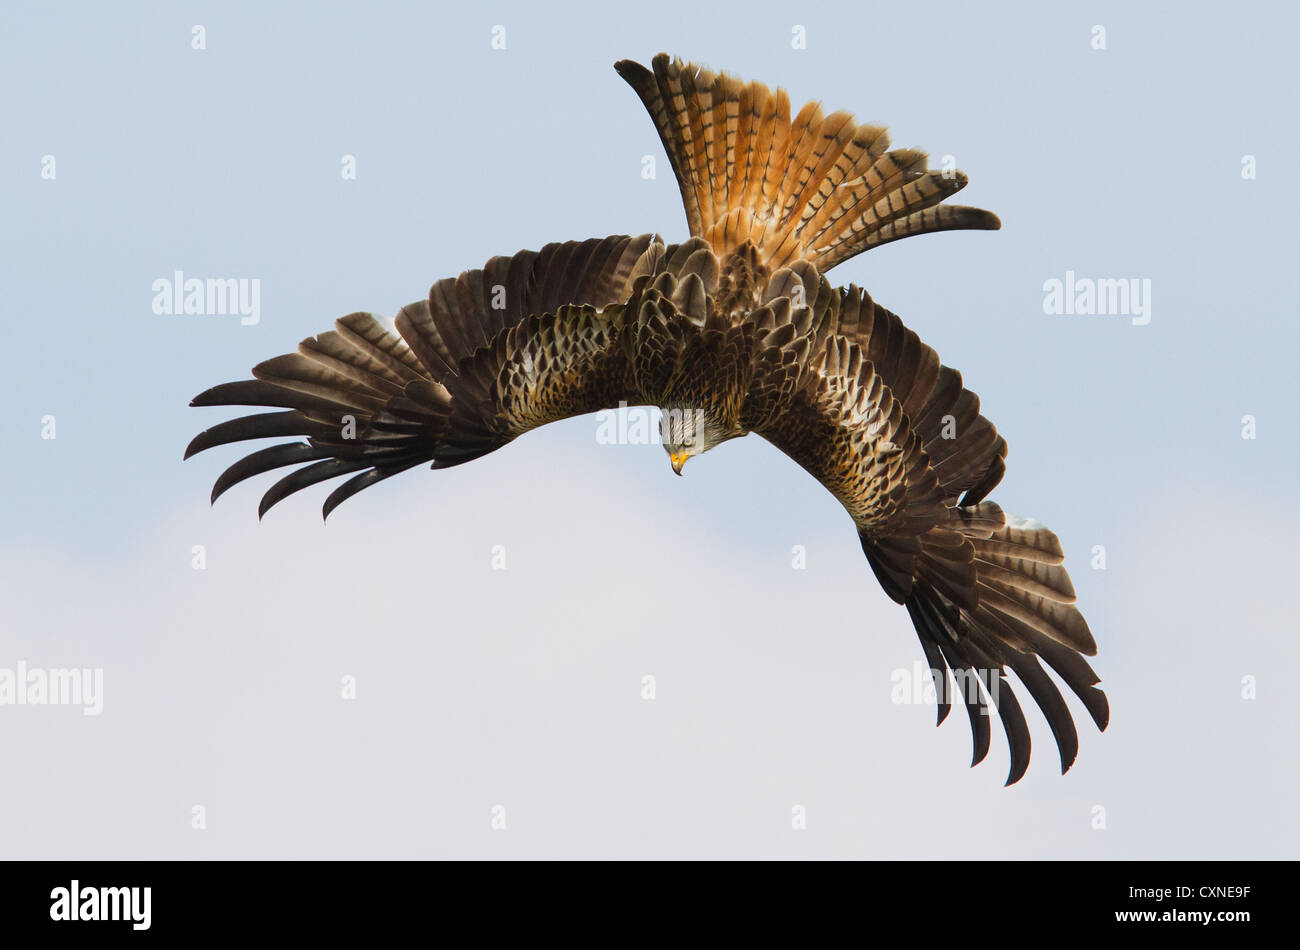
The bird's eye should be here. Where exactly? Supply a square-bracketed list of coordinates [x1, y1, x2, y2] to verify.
[682, 437, 694, 448]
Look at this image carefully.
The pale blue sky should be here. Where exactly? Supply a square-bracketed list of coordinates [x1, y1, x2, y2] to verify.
[2, 1, 1297, 857]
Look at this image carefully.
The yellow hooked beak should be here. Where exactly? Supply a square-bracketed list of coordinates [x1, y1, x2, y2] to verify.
[670, 452, 688, 476]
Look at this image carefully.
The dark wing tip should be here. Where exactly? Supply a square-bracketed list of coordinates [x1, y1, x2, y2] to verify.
[1093, 690, 1111, 732]
[1001, 711, 1032, 782]
[613, 58, 650, 81]
[189, 386, 225, 408]
[1002, 727, 1032, 785]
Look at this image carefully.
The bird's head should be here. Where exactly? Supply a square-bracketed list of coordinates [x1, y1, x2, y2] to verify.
[659, 405, 744, 475]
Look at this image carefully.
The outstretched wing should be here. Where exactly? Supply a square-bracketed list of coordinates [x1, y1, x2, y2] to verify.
[186, 236, 663, 518]
[751, 290, 1107, 785]
[430, 303, 639, 467]
[395, 233, 662, 380]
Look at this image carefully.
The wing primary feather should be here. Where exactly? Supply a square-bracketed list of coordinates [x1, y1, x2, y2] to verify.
[185, 411, 316, 459]
[257, 458, 369, 520]
[209, 442, 331, 504]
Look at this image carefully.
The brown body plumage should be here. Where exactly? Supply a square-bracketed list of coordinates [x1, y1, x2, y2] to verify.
[187, 54, 1107, 784]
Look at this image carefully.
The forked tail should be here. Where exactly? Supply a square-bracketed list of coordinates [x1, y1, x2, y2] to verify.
[615, 53, 1000, 272]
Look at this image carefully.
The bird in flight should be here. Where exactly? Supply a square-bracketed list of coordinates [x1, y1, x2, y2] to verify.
[187, 53, 1108, 784]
